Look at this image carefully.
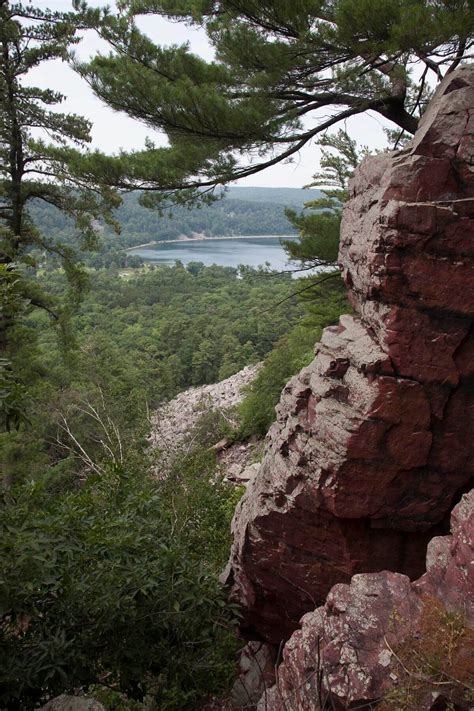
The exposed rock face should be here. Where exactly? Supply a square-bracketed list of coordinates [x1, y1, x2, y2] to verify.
[231, 641, 276, 708]
[224, 66, 474, 644]
[414, 488, 474, 622]
[149, 363, 260, 468]
[259, 572, 420, 711]
[257, 491, 474, 711]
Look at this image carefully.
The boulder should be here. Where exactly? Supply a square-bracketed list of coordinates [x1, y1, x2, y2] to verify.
[224, 65, 474, 643]
[257, 491, 474, 710]
[231, 641, 276, 709]
[225, 463, 261, 486]
[415, 489, 474, 622]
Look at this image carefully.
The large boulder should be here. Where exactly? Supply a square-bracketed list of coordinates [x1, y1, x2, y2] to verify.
[224, 65, 474, 643]
[257, 490, 474, 711]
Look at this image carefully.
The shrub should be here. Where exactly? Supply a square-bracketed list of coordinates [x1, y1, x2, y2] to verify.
[236, 323, 316, 438]
[0, 461, 240, 710]
[236, 277, 348, 438]
[380, 598, 474, 710]
[237, 279, 350, 439]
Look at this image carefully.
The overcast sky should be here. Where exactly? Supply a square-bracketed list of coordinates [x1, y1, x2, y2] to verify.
[31, 0, 393, 188]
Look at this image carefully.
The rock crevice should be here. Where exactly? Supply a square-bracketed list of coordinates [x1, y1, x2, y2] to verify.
[258, 489, 474, 710]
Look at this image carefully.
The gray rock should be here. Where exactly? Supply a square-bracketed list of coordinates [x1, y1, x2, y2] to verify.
[40, 696, 105, 711]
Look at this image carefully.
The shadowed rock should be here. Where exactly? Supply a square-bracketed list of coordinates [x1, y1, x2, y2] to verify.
[257, 490, 473, 710]
[40, 697, 105, 711]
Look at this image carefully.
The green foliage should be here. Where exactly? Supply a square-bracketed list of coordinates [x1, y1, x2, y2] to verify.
[237, 276, 348, 437]
[74, 0, 473, 195]
[0, 1, 120, 401]
[182, 405, 235, 450]
[55, 263, 303, 400]
[0, 458, 241, 710]
[0, 260, 347, 708]
[2, 262, 304, 485]
[283, 130, 364, 270]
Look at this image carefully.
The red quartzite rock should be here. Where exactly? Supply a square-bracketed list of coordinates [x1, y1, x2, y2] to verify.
[257, 490, 474, 711]
[414, 489, 474, 622]
[223, 65, 474, 644]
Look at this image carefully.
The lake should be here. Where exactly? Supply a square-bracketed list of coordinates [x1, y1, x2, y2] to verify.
[127, 235, 297, 271]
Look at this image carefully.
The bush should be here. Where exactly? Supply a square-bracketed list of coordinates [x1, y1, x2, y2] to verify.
[380, 598, 474, 709]
[0, 460, 241, 710]
[236, 323, 316, 438]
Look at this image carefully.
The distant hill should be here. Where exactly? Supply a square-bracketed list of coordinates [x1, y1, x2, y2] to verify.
[30, 187, 322, 258]
[225, 186, 322, 207]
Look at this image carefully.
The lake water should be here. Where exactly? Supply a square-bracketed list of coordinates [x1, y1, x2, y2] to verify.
[128, 235, 297, 271]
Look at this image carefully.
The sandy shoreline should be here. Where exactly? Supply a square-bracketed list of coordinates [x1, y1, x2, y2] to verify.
[125, 234, 295, 251]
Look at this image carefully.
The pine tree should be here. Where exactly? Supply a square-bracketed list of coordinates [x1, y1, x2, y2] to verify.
[283, 130, 365, 270]
[0, 0, 119, 428]
[74, 0, 474, 202]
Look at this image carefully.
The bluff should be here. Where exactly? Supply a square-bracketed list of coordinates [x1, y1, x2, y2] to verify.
[224, 65, 474, 645]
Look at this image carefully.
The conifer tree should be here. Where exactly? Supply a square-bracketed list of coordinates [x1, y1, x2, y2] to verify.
[74, 0, 474, 202]
[283, 130, 364, 271]
[0, 0, 119, 428]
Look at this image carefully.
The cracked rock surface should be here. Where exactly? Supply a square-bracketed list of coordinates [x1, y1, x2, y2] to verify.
[224, 66, 474, 645]
[258, 490, 474, 710]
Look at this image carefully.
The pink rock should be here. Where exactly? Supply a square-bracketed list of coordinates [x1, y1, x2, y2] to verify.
[259, 573, 422, 711]
[257, 491, 474, 711]
[224, 66, 474, 644]
[415, 490, 474, 623]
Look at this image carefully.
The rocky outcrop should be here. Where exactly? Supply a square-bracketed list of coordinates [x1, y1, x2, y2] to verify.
[224, 65, 474, 644]
[149, 363, 260, 468]
[257, 490, 474, 710]
[414, 488, 474, 622]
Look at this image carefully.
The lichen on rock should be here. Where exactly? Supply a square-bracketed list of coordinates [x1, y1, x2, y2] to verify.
[257, 490, 474, 710]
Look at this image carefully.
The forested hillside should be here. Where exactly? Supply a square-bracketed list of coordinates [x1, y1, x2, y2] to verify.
[4, 262, 310, 486]
[31, 187, 323, 259]
[2, 256, 347, 709]
[224, 187, 322, 205]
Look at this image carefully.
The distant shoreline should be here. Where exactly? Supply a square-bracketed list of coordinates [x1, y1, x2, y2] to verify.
[125, 234, 296, 252]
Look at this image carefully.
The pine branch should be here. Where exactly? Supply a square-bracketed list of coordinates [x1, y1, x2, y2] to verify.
[258, 272, 340, 315]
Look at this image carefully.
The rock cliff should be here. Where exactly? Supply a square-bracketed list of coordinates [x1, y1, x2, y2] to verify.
[224, 65, 474, 645]
[258, 490, 474, 710]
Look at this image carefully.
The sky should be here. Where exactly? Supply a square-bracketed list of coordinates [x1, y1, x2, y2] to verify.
[30, 0, 394, 188]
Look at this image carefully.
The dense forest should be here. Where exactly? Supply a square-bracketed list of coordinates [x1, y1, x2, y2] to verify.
[2, 258, 347, 709]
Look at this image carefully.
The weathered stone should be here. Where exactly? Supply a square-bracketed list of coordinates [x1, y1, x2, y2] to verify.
[224, 66, 474, 643]
[415, 490, 474, 623]
[259, 573, 422, 711]
[225, 462, 261, 486]
[231, 641, 276, 708]
[257, 491, 474, 711]
[148, 363, 261, 470]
